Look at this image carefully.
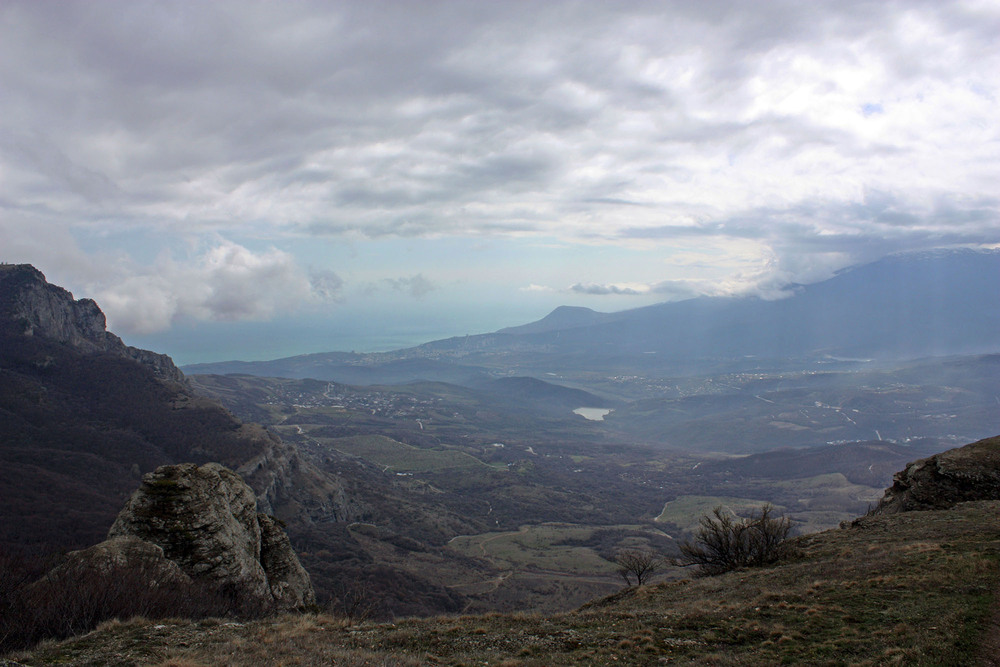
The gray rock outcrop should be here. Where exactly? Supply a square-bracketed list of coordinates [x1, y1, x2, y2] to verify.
[259, 515, 316, 607]
[37, 536, 192, 588]
[107, 462, 315, 610]
[233, 422, 355, 521]
[0, 263, 183, 381]
[871, 434, 1000, 515]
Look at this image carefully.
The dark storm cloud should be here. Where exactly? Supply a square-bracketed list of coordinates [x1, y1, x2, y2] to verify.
[4, 1, 996, 232]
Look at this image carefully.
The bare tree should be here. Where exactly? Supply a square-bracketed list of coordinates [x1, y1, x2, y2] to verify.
[677, 504, 792, 576]
[328, 580, 379, 622]
[615, 549, 662, 587]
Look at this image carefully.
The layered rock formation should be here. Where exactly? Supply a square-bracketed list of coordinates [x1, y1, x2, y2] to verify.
[0, 263, 183, 381]
[230, 422, 352, 521]
[106, 462, 315, 610]
[871, 434, 1000, 514]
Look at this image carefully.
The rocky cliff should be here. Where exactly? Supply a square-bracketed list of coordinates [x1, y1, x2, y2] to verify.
[231, 422, 352, 521]
[871, 434, 1000, 514]
[107, 462, 315, 610]
[0, 264, 355, 556]
[0, 264, 183, 382]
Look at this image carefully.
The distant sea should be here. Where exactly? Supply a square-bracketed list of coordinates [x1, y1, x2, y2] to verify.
[124, 325, 463, 366]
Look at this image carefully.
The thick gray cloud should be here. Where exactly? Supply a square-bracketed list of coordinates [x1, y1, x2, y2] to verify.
[94, 242, 316, 334]
[1, 0, 998, 335]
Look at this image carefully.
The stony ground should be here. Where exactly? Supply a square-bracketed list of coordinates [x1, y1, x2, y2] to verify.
[8, 500, 1000, 666]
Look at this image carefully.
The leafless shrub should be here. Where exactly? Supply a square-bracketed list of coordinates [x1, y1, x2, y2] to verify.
[677, 504, 792, 576]
[328, 580, 379, 622]
[615, 549, 662, 587]
[0, 548, 270, 653]
[0, 548, 43, 651]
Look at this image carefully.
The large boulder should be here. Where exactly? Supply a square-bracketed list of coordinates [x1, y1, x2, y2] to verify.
[108, 463, 315, 610]
[259, 515, 316, 608]
[871, 435, 1000, 515]
[36, 536, 191, 588]
[22, 537, 198, 625]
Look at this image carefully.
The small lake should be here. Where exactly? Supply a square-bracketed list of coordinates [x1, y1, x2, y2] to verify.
[573, 407, 612, 421]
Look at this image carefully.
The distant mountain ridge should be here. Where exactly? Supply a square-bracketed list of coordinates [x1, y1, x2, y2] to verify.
[461, 247, 1000, 364]
[497, 305, 613, 335]
[184, 248, 1000, 383]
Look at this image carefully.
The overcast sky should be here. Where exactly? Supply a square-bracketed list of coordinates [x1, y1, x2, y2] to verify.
[2, 0, 998, 362]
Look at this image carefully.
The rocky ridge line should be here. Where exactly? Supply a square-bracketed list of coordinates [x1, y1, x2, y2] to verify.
[0, 264, 183, 382]
[871, 434, 1000, 514]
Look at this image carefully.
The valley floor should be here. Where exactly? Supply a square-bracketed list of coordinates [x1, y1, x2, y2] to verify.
[11, 500, 1000, 666]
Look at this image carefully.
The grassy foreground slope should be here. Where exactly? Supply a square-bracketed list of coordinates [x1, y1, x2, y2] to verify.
[12, 500, 1000, 666]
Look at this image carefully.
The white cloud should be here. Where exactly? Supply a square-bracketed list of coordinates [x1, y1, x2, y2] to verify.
[569, 282, 650, 296]
[2, 0, 999, 335]
[93, 241, 316, 334]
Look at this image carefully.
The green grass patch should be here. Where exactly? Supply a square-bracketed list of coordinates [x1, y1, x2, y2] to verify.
[319, 434, 487, 472]
[448, 523, 622, 574]
[655, 494, 780, 532]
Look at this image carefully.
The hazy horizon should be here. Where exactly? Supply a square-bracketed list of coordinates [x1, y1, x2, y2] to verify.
[3, 1, 999, 365]
[124, 305, 527, 365]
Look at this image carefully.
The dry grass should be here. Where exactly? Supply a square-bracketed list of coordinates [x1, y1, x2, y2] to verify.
[10, 500, 1000, 666]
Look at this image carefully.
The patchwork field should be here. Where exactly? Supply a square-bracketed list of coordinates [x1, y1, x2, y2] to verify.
[448, 523, 621, 574]
[655, 495, 778, 532]
[311, 434, 491, 473]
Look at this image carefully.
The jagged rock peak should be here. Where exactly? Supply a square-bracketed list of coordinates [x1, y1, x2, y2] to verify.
[108, 462, 316, 611]
[0, 263, 183, 381]
[870, 434, 1000, 515]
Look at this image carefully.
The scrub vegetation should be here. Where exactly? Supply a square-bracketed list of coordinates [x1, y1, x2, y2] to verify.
[9, 501, 999, 666]
[677, 504, 793, 576]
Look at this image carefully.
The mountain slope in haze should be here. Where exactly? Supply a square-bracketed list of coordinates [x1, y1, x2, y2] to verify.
[431, 248, 1000, 368]
[601, 353, 1000, 453]
[183, 248, 1000, 384]
[471, 375, 612, 411]
[496, 304, 613, 335]
[0, 265, 352, 553]
[695, 439, 946, 487]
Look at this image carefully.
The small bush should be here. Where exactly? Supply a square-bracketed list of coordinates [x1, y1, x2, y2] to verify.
[677, 504, 792, 576]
